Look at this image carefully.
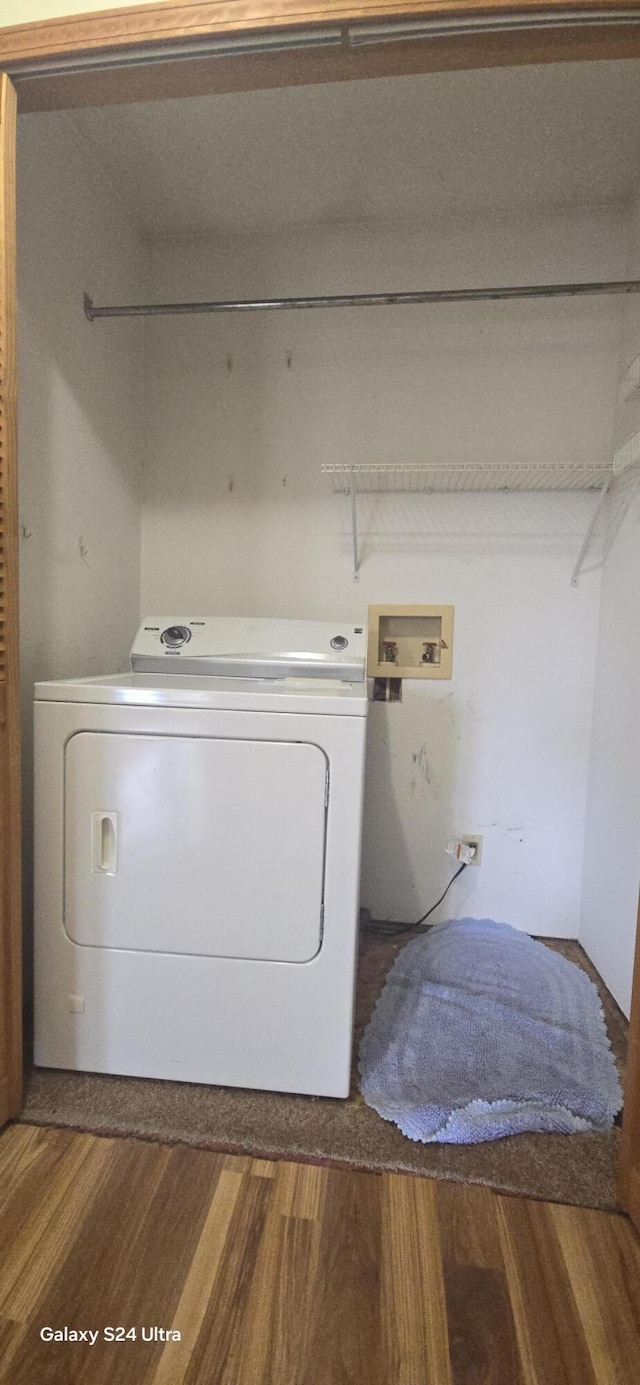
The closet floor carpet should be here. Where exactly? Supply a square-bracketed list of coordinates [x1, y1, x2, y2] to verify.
[21, 936, 627, 1213]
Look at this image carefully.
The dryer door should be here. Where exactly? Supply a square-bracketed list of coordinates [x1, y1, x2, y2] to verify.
[64, 732, 327, 962]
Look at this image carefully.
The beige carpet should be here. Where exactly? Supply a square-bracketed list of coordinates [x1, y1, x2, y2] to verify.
[21, 934, 627, 1212]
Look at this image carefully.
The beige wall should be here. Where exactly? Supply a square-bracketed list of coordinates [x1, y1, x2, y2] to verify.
[140, 208, 622, 936]
[1, 0, 159, 25]
[17, 112, 144, 1005]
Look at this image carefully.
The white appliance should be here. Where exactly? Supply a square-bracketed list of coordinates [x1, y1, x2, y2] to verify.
[34, 617, 368, 1097]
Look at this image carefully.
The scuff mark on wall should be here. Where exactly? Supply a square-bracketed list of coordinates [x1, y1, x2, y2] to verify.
[412, 743, 433, 783]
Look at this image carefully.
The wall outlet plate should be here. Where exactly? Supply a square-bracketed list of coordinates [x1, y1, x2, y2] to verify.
[462, 834, 483, 866]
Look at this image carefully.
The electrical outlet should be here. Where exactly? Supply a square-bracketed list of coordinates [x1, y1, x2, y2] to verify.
[462, 834, 483, 866]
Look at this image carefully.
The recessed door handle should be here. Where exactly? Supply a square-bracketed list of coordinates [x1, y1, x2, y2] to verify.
[91, 812, 118, 874]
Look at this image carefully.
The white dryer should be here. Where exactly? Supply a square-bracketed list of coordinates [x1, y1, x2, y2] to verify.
[34, 617, 368, 1097]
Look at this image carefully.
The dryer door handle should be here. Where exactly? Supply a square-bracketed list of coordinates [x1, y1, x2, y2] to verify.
[91, 812, 118, 874]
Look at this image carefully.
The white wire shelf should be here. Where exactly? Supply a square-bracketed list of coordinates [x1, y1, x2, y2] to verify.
[322, 459, 640, 583]
[322, 462, 613, 494]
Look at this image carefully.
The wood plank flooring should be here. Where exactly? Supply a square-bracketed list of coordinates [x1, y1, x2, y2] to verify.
[0, 1123, 639, 1384]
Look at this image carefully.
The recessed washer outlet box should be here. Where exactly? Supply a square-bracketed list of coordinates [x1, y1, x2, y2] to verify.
[367, 605, 454, 679]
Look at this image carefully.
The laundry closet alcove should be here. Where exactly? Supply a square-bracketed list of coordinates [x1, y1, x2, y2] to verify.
[3, 30, 640, 1217]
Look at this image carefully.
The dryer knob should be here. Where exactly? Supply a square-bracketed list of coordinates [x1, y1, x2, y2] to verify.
[330, 635, 349, 650]
[160, 625, 192, 648]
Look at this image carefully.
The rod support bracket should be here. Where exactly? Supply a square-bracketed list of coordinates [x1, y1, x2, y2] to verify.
[83, 293, 95, 322]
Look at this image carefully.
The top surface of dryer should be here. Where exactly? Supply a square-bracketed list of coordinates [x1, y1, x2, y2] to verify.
[34, 616, 368, 716]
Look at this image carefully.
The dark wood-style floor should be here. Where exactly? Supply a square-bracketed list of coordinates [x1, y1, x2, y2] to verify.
[1, 1124, 639, 1383]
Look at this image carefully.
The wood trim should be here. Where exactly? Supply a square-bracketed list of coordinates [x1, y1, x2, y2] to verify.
[625, 1167, 640, 1228]
[2, 0, 640, 64]
[618, 895, 640, 1221]
[15, 23, 640, 113]
[0, 73, 22, 1127]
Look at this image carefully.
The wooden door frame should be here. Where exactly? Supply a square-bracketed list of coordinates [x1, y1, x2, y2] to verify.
[1, 0, 639, 62]
[1, 0, 640, 1215]
[3, 0, 640, 111]
[619, 897, 640, 1226]
[0, 73, 21, 1127]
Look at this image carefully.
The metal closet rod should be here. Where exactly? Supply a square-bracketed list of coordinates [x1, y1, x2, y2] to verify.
[84, 281, 640, 320]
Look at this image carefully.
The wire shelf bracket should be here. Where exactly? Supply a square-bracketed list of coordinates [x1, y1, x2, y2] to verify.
[618, 354, 640, 405]
[349, 481, 360, 583]
[570, 479, 612, 587]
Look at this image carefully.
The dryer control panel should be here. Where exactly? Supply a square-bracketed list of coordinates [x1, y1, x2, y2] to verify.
[132, 617, 367, 682]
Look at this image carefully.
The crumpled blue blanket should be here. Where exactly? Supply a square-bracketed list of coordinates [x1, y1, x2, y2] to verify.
[359, 917, 622, 1144]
